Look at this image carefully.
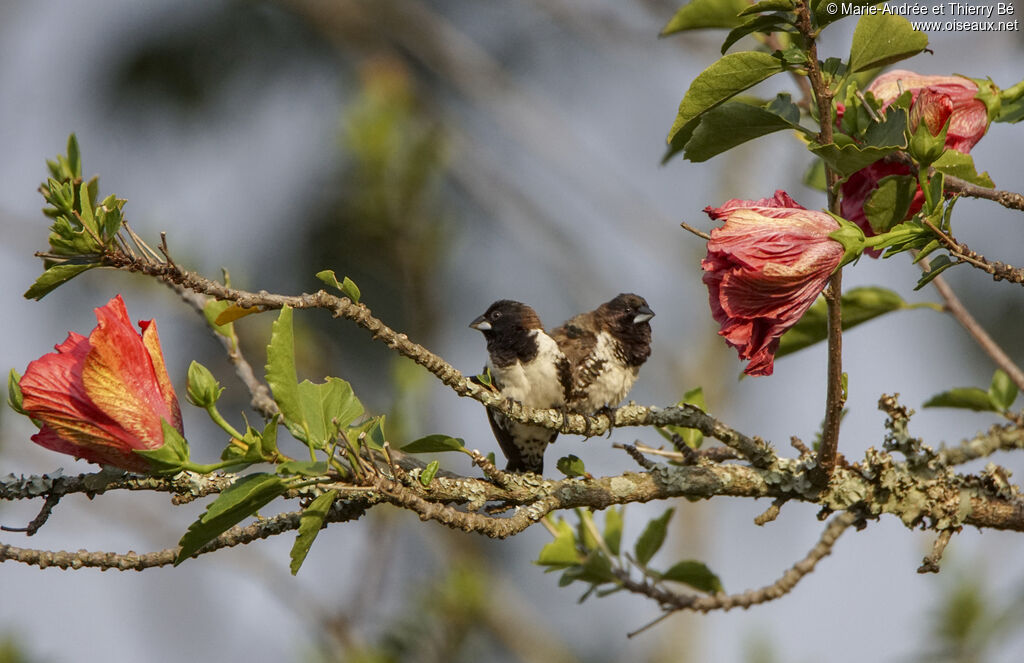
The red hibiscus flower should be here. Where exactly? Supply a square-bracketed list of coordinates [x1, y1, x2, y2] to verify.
[841, 71, 991, 253]
[702, 191, 844, 377]
[19, 295, 183, 472]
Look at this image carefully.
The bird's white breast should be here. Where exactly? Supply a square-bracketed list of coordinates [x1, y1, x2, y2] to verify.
[488, 331, 566, 408]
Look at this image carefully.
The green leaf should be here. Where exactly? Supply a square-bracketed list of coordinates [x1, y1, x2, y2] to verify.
[202, 299, 236, 339]
[739, 0, 795, 16]
[265, 306, 304, 434]
[567, 552, 617, 585]
[988, 370, 1018, 411]
[660, 0, 750, 35]
[419, 460, 440, 487]
[923, 387, 998, 412]
[400, 434, 465, 453]
[289, 489, 337, 575]
[276, 460, 329, 476]
[634, 508, 674, 566]
[863, 174, 917, 233]
[348, 415, 386, 451]
[848, 13, 928, 73]
[683, 97, 806, 162]
[536, 519, 581, 568]
[931, 150, 995, 188]
[8, 369, 26, 416]
[315, 269, 361, 303]
[176, 473, 288, 564]
[77, 182, 99, 238]
[23, 263, 98, 300]
[720, 14, 795, 55]
[656, 387, 707, 449]
[65, 134, 82, 179]
[804, 158, 827, 191]
[291, 377, 364, 448]
[915, 254, 958, 290]
[133, 420, 192, 475]
[555, 454, 587, 478]
[777, 287, 940, 358]
[603, 507, 623, 557]
[665, 51, 787, 162]
[661, 560, 724, 594]
[808, 142, 898, 178]
[995, 79, 1024, 123]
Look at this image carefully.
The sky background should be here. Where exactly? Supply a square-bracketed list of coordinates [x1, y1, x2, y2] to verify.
[2, 1, 1024, 661]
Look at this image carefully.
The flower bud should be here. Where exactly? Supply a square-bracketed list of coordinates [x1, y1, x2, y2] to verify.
[186, 361, 223, 409]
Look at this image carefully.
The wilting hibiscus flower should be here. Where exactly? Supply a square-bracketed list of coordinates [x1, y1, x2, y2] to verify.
[841, 70, 992, 252]
[702, 191, 845, 377]
[19, 295, 182, 472]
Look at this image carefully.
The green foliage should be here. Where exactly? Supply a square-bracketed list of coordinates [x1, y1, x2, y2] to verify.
[315, 269, 361, 303]
[265, 306, 365, 448]
[134, 421, 193, 474]
[777, 287, 940, 359]
[924, 370, 1019, 413]
[863, 174, 918, 233]
[665, 51, 788, 161]
[290, 489, 337, 575]
[27, 135, 127, 300]
[660, 0, 751, 35]
[847, 13, 928, 72]
[660, 560, 725, 594]
[683, 94, 809, 162]
[176, 473, 288, 564]
[556, 454, 587, 478]
[931, 150, 995, 188]
[399, 434, 465, 453]
[7, 370, 26, 417]
[634, 508, 674, 566]
[186, 361, 224, 408]
[419, 460, 440, 487]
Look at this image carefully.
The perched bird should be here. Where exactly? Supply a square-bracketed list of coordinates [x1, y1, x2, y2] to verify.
[470, 300, 570, 474]
[551, 293, 654, 415]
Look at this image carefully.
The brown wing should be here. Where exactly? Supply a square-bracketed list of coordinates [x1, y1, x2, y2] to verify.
[550, 315, 602, 407]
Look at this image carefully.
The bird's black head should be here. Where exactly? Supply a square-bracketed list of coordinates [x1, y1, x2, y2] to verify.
[470, 300, 544, 365]
[598, 293, 653, 364]
[469, 300, 541, 336]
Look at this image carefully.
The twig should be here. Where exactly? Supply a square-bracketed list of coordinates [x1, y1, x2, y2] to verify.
[0, 493, 61, 535]
[917, 528, 955, 574]
[620, 443, 657, 470]
[918, 255, 1024, 392]
[921, 218, 1024, 284]
[679, 221, 711, 241]
[616, 512, 858, 616]
[754, 497, 788, 526]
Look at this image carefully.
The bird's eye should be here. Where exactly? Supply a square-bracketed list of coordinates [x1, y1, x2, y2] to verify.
[491, 311, 502, 319]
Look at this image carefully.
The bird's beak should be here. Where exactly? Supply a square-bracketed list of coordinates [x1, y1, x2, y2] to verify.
[633, 304, 655, 324]
[469, 315, 492, 331]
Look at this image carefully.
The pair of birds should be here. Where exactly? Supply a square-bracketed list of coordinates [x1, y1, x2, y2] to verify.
[470, 294, 654, 474]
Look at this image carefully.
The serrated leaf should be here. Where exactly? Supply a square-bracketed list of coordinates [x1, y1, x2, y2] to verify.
[988, 370, 1018, 411]
[634, 508, 674, 566]
[603, 507, 623, 556]
[265, 306, 304, 435]
[863, 174, 918, 233]
[175, 473, 288, 564]
[932, 150, 995, 188]
[661, 560, 724, 594]
[400, 434, 465, 453]
[419, 460, 440, 487]
[290, 377, 364, 448]
[684, 98, 806, 162]
[556, 454, 587, 478]
[23, 263, 98, 300]
[808, 142, 898, 178]
[661, 0, 750, 35]
[215, 303, 261, 325]
[848, 13, 927, 73]
[665, 51, 787, 162]
[290, 489, 337, 575]
[536, 519, 580, 568]
[923, 387, 998, 412]
[777, 286, 940, 358]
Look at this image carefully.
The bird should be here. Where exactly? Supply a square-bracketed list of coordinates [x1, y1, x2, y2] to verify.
[550, 293, 654, 417]
[469, 300, 570, 474]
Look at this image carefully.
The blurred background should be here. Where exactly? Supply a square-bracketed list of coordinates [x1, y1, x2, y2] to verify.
[2, 1, 1024, 661]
